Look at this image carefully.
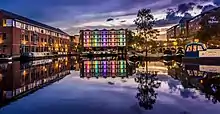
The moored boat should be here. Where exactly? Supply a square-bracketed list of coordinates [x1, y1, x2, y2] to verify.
[163, 49, 173, 61]
[0, 54, 12, 62]
[174, 47, 184, 61]
[20, 52, 54, 61]
[183, 42, 220, 65]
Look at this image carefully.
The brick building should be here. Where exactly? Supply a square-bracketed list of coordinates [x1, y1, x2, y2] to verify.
[0, 9, 70, 59]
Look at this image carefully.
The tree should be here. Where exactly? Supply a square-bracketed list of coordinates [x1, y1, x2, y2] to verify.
[196, 9, 220, 44]
[134, 9, 159, 56]
[127, 30, 136, 49]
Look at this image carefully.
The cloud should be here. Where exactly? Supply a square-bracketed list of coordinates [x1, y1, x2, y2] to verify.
[197, 5, 204, 9]
[177, 2, 196, 14]
[201, 4, 217, 13]
[0, 0, 213, 35]
[106, 18, 114, 22]
[213, 0, 220, 5]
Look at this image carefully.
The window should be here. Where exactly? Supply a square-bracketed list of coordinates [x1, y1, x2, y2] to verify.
[187, 45, 192, 52]
[198, 45, 203, 51]
[2, 46, 6, 53]
[20, 23, 24, 29]
[25, 24, 28, 29]
[28, 25, 32, 31]
[193, 45, 197, 51]
[25, 35, 29, 41]
[16, 21, 21, 28]
[3, 33, 6, 40]
[3, 19, 13, 27]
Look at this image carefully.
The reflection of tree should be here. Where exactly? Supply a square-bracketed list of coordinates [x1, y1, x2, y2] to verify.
[201, 77, 220, 104]
[166, 64, 199, 99]
[134, 72, 161, 110]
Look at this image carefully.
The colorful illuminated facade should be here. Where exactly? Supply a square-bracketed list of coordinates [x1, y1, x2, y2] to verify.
[80, 29, 127, 54]
[80, 59, 127, 78]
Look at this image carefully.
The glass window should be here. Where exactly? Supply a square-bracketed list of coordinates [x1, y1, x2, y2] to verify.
[25, 24, 28, 29]
[198, 45, 204, 51]
[25, 35, 29, 41]
[187, 45, 192, 52]
[2, 33, 6, 40]
[3, 19, 13, 27]
[193, 45, 197, 51]
[16, 21, 21, 28]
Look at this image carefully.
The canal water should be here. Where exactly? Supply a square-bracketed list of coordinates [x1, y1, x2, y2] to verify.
[0, 57, 220, 114]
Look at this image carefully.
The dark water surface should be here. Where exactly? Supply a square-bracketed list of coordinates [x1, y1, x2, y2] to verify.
[0, 57, 220, 114]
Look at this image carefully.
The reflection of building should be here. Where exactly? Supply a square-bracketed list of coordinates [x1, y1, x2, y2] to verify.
[0, 58, 70, 106]
[80, 29, 127, 55]
[69, 56, 80, 71]
[70, 35, 80, 55]
[0, 9, 70, 58]
[167, 7, 220, 47]
[80, 59, 127, 78]
[167, 63, 220, 103]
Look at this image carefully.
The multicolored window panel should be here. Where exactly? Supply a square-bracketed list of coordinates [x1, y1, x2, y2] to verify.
[82, 60, 127, 78]
[81, 29, 127, 47]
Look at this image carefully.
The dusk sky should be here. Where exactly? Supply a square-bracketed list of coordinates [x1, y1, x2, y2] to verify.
[0, 0, 220, 35]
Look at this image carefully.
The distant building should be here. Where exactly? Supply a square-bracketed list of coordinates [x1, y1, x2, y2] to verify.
[0, 9, 70, 59]
[70, 35, 80, 54]
[80, 29, 127, 55]
[166, 7, 220, 46]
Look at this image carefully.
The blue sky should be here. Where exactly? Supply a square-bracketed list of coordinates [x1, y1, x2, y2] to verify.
[0, 0, 219, 35]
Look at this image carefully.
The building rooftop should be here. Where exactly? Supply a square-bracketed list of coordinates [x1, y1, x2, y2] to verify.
[0, 9, 69, 36]
[80, 29, 126, 31]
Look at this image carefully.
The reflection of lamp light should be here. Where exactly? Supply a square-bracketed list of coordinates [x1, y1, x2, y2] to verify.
[44, 67, 47, 71]
[200, 80, 203, 84]
[55, 63, 59, 68]
[23, 70, 27, 76]
[173, 41, 178, 46]
[163, 43, 167, 46]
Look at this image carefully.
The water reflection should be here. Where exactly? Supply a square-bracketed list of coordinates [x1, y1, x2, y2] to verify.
[135, 72, 161, 110]
[0, 57, 72, 107]
[80, 58, 128, 79]
[80, 58, 164, 110]
[167, 62, 220, 104]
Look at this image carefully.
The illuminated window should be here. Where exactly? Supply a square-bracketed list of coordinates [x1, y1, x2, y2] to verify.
[16, 21, 21, 28]
[198, 45, 203, 51]
[3, 19, 13, 27]
[187, 45, 192, 52]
